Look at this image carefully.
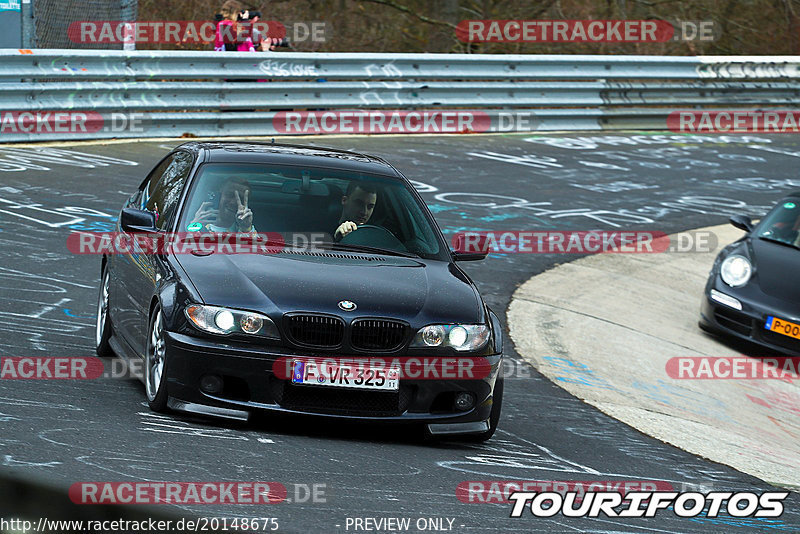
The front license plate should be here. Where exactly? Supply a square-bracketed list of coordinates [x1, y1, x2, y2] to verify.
[765, 316, 800, 340]
[290, 360, 399, 391]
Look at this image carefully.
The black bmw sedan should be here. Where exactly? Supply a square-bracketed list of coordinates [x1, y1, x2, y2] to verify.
[95, 141, 504, 441]
[700, 192, 800, 356]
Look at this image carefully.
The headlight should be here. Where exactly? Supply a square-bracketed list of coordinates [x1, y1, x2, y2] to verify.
[720, 255, 752, 287]
[185, 304, 279, 338]
[411, 324, 490, 351]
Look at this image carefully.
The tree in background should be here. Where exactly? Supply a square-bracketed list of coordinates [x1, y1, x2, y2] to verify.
[137, 0, 799, 54]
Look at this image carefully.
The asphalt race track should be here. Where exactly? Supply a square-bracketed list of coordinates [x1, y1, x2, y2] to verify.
[2, 132, 800, 533]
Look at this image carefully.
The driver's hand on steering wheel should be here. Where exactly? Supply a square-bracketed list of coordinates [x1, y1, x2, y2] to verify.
[335, 221, 358, 240]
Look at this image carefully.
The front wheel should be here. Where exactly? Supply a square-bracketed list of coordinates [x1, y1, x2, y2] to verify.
[95, 267, 114, 357]
[145, 306, 169, 412]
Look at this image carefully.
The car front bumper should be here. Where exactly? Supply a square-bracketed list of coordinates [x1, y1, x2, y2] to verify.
[700, 282, 800, 357]
[163, 331, 502, 432]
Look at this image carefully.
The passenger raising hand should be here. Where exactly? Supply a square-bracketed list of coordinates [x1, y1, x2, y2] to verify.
[235, 189, 253, 232]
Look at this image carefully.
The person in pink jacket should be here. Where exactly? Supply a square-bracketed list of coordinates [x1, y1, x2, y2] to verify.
[214, 0, 255, 51]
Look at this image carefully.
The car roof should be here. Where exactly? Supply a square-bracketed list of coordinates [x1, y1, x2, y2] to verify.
[177, 141, 398, 175]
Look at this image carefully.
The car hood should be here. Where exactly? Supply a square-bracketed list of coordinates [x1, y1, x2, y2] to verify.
[175, 251, 483, 324]
[751, 238, 800, 302]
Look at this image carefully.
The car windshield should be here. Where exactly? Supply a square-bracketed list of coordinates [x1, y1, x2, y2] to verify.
[755, 199, 800, 249]
[178, 163, 447, 260]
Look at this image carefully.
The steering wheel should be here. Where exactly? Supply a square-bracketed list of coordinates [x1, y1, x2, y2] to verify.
[347, 224, 386, 233]
[340, 224, 408, 251]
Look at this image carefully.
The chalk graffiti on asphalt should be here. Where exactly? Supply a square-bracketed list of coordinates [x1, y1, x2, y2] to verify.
[521, 134, 774, 150]
[432, 192, 770, 228]
[0, 197, 115, 228]
[571, 181, 659, 193]
[0, 147, 138, 172]
[467, 147, 731, 172]
[712, 177, 800, 192]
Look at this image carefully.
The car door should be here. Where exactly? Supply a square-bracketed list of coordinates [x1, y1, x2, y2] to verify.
[109, 153, 173, 352]
[114, 150, 194, 356]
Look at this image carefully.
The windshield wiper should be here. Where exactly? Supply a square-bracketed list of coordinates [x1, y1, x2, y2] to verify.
[329, 242, 419, 258]
[758, 236, 800, 251]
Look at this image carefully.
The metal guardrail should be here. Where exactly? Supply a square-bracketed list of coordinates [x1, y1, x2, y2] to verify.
[1, 49, 800, 142]
[5, 81, 800, 111]
[4, 50, 800, 80]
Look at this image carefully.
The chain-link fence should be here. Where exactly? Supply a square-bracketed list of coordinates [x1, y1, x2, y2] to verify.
[30, 0, 136, 49]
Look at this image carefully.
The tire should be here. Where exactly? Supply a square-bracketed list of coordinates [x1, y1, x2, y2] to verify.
[95, 267, 114, 357]
[145, 305, 169, 412]
[462, 376, 504, 443]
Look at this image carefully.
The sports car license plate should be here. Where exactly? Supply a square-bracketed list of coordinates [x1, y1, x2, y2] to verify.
[290, 360, 399, 391]
[765, 316, 800, 340]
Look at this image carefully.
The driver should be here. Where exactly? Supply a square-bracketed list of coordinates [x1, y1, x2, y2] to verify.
[766, 206, 800, 244]
[190, 177, 256, 233]
[334, 182, 377, 240]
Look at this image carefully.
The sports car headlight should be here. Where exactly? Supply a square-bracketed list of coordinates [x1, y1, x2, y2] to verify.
[720, 255, 752, 287]
[184, 304, 279, 338]
[411, 324, 490, 351]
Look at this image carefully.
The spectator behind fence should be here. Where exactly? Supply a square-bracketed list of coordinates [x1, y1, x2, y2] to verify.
[214, 0, 255, 52]
[249, 9, 285, 51]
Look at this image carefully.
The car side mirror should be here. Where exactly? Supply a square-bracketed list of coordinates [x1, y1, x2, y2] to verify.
[121, 208, 157, 233]
[729, 214, 754, 233]
[453, 251, 488, 261]
[451, 233, 488, 261]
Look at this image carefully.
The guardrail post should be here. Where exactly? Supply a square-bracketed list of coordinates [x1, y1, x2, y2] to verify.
[21, 0, 35, 49]
[120, 0, 137, 51]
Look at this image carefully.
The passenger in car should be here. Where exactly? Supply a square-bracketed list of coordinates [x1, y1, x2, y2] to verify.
[334, 182, 378, 240]
[190, 176, 257, 233]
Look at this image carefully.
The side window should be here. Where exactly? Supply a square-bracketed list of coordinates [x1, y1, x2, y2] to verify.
[395, 187, 440, 255]
[137, 156, 173, 210]
[145, 151, 194, 229]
